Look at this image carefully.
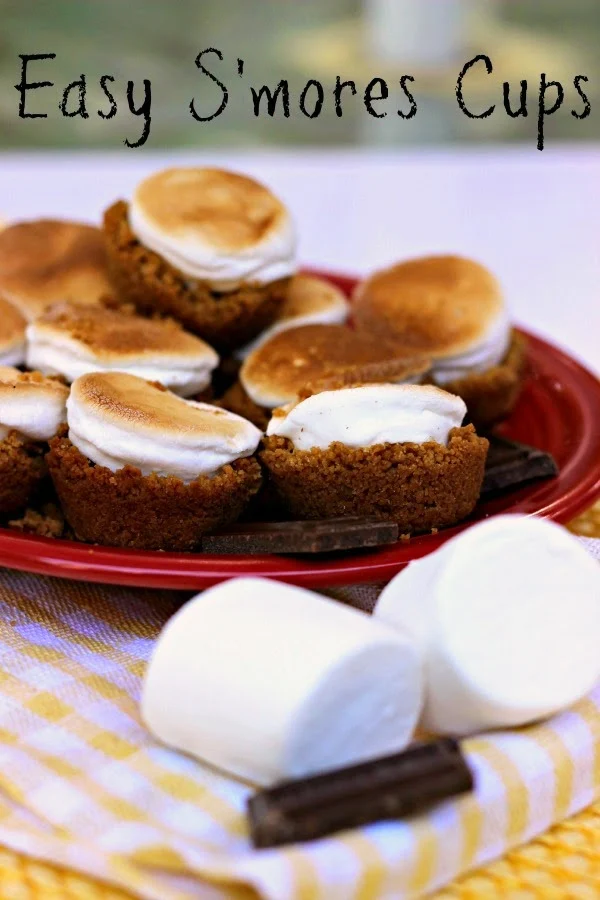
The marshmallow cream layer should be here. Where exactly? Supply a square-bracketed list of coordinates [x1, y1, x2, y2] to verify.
[67, 373, 262, 481]
[129, 168, 297, 292]
[26, 324, 219, 398]
[0, 367, 69, 442]
[267, 384, 466, 452]
[433, 308, 511, 384]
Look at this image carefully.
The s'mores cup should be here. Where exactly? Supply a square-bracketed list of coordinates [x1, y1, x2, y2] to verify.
[261, 384, 488, 533]
[47, 372, 262, 550]
[0, 220, 112, 321]
[234, 273, 349, 360]
[353, 256, 526, 430]
[0, 295, 27, 366]
[103, 168, 297, 352]
[222, 323, 430, 430]
[26, 303, 219, 398]
[0, 367, 69, 514]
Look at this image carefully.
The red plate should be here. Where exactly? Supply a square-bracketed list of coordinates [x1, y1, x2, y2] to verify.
[1, 271, 599, 590]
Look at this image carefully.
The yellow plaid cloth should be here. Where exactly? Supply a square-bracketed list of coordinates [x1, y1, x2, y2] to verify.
[0, 555, 599, 900]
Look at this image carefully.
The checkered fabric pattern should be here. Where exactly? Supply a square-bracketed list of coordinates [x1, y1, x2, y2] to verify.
[0, 540, 598, 900]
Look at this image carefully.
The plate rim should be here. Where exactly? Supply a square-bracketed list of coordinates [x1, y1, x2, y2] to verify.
[1, 270, 599, 590]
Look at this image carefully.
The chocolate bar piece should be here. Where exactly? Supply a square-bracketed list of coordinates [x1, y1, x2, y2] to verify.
[482, 435, 558, 496]
[247, 738, 473, 848]
[202, 517, 399, 554]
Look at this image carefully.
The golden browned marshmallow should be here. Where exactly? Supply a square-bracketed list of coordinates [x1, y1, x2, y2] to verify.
[0, 219, 113, 321]
[240, 323, 431, 409]
[67, 372, 262, 480]
[353, 256, 512, 384]
[26, 303, 219, 397]
[0, 295, 27, 366]
[236, 273, 349, 358]
[128, 168, 297, 290]
[0, 367, 69, 441]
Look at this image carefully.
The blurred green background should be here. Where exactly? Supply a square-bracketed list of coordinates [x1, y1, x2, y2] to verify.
[0, 0, 597, 149]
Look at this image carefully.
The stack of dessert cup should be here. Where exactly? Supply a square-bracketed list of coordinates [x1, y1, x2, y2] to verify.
[0, 166, 526, 551]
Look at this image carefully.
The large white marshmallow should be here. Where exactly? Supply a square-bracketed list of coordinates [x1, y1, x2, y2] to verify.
[374, 515, 600, 735]
[266, 384, 466, 451]
[141, 577, 423, 786]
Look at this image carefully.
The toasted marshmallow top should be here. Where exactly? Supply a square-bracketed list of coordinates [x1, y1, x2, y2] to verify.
[0, 220, 112, 321]
[129, 168, 297, 291]
[26, 303, 219, 397]
[0, 367, 69, 442]
[241, 323, 431, 409]
[235, 274, 349, 359]
[68, 372, 262, 481]
[267, 384, 466, 451]
[354, 255, 511, 381]
[0, 295, 27, 367]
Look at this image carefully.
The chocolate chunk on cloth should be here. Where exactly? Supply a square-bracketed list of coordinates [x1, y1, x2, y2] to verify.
[248, 738, 473, 848]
